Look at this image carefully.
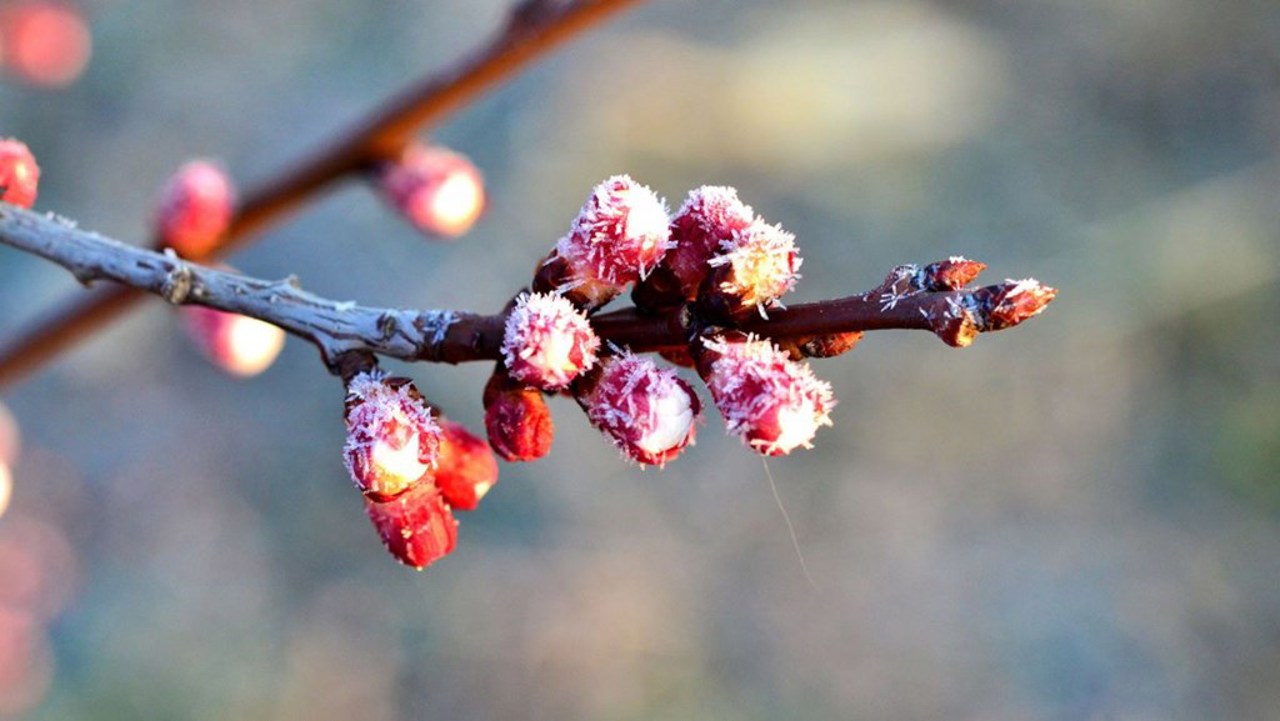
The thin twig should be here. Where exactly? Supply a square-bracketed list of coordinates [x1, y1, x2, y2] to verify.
[0, 0, 643, 388]
[0, 208, 1055, 371]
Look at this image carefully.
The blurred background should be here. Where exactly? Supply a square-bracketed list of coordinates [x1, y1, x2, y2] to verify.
[2, 0, 1279, 719]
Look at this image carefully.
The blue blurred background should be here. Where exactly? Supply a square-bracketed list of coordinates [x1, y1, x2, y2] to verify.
[2, 1, 1279, 719]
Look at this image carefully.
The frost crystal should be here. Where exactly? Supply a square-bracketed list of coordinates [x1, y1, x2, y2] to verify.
[702, 335, 835, 456]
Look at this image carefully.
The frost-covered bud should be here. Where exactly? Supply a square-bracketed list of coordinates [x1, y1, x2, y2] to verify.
[434, 420, 498, 512]
[343, 372, 441, 502]
[364, 482, 458, 570]
[0, 138, 39, 209]
[577, 353, 700, 466]
[700, 335, 835, 456]
[703, 218, 800, 318]
[665, 185, 755, 298]
[554, 175, 670, 303]
[0, 1, 91, 88]
[154, 160, 235, 257]
[920, 257, 986, 291]
[377, 144, 485, 239]
[181, 305, 285, 377]
[501, 292, 600, 389]
[482, 371, 554, 462]
[972, 278, 1058, 331]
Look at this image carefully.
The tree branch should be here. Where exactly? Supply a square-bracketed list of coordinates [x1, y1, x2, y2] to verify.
[0, 207, 1056, 372]
[0, 0, 643, 388]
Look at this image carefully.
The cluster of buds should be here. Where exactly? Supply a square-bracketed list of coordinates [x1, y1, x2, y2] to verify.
[0, 138, 39, 209]
[343, 371, 497, 569]
[375, 143, 486, 239]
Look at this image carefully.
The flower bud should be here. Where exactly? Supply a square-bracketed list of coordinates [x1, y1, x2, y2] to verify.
[972, 278, 1058, 331]
[434, 420, 498, 512]
[154, 160, 235, 257]
[501, 292, 600, 389]
[0, 1, 91, 87]
[702, 218, 800, 318]
[577, 353, 700, 466]
[180, 305, 285, 377]
[554, 175, 670, 303]
[343, 372, 441, 501]
[0, 138, 39, 209]
[364, 482, 458, 570]
[377, 144, 485, 239]
[700, 335, 835, 456]
[482, 370, 554, 462]
[920, 257, 986, 291]
[663, 185, 755, 300]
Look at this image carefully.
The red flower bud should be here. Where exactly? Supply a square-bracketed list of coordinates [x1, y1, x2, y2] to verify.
[180, 305, 285, 377]
[664, 185, 755, 299]
[578, 353, 700, 466]
[0, 138, 39, 209]
[154, 160, 234, 257]
[700, 335, 835, 456]
[483, 371, 554, 462]
[501, 292, 600, 389]
[434, 420, 498, 511]
[920, 257, 986, 291]
[377, 144, 485, 239]
[343, 372, 441, 501]
[364, 482, 458, 570]
[703, 217, 800, 317]
[555, 175, 670, 294]
[0, 1, 91, 88]
[973, 278, 1058, 331]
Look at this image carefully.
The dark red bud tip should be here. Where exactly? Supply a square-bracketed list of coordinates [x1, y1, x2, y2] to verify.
[974, 279, 1058, 331]
[435, 420, 499, 511]
[483, 373, 554, 462]
[364, 483, 458, 570]
[921, 257, 986, 291]
[0, 138, 40, 209]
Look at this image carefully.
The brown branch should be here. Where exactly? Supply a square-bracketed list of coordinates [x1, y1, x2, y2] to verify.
[0, 208, 1055, 372]
[0, 0, 643, 389]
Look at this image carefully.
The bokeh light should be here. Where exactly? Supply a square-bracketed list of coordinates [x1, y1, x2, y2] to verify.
[0, 1, 91, 88]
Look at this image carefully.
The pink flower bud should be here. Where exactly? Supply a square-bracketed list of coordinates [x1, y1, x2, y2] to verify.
[377, 144, 485, 239]
[434, 420, 498, 512]
[180, 305, 285, 377]
[700, 335, 835, 456]
[555, 175, 670, 292]
[483, 373, 554, 463]
[364, 481, 458, 570]
[704, 218, 800, 316]
[343, 372, 441, 502]
[578, 353, 700, 466]
[0, 138, 39, 209]
[501, 292, 600, 389]
[154, 160, 235, 257]
[0, 1, 91, 88]
[665, 185, 755, 298]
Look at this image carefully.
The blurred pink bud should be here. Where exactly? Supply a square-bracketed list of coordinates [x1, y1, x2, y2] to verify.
[666, 185, 755, 298]
[343, 372, 440, 502]
[0, 463, 11, 519]
[154, 160, 235, 257]
[483, 372, 554, 463]
[181, 305, 284, 377]
[434, 420, 498, 512]
[364, 481, 457, 570]
[701, 335, 835, 456]
[501, 292, 599, 389]
[556, 175, 670, 292]
[705, 217, 801, 316]
[578, 353, 700, 466]
[378, 145, 485, 238]
[0, 138, 39, 209]
[0, 1, 91, 88]
[0, 401, 19, 467]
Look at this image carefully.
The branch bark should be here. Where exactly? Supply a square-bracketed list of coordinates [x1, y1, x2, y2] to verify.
[0, 207, 1055, 372]
[0, 0, 643, 388]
